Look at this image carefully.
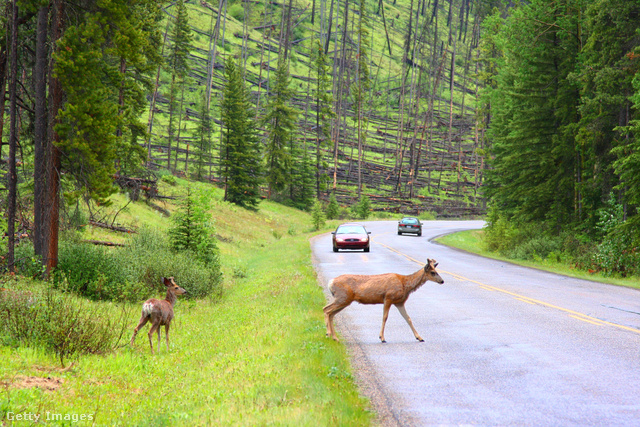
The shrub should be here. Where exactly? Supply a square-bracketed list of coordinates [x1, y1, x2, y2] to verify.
[0, 283, 127, 367]
[325, 193, 340, 220]
[311, 199, 326, 231]
[352, 196, 371, 220]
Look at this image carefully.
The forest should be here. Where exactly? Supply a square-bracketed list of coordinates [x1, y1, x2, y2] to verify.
[1, 0, 639, 277]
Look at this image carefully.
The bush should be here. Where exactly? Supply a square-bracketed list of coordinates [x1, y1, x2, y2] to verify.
[119, 227, 223, 300]
[52, 226, 223, 301]
[352, 195, 371, 220]
[311, 199, 326, 231]
[0, 283, 127, 367]
[325, 193, 340, 220]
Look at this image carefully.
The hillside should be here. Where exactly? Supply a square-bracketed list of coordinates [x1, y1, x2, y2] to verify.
[149, 0, 486, 216]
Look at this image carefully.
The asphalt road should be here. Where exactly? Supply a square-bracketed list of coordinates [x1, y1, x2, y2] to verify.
[311, 220, 640, 426]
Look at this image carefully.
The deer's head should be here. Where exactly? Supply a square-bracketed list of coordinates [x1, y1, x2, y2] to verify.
[424, 259, 444, 284]
[163, 276, 187, 295]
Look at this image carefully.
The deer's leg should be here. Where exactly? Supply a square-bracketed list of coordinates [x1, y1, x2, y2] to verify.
[395, 303, 424, 342]
[148, 322, 160, 354]
[130, 316, 149, 345]
[323, 302, 348, 341]
[164, 324, 170, 352]
[379, 300, 393, 343]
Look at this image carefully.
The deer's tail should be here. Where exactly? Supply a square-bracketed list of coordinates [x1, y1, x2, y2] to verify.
[328, 279, 336, 296]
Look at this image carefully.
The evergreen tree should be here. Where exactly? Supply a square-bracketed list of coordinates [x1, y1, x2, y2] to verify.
[310, 39, 334, 197]
[263, 59, 298, 198]
[352, 0, 372, 197]
[54, 0, 163, 204]
[168, 188, 219, 266]
[481, 0, 581, 230]
[575, 0, 640, 231]
[194, 92, 214, 180]
[165, 0, 193, 170]
[326, 193, 340, 220]
[221, 58, 262, 209]
[311, 199, 326, 231]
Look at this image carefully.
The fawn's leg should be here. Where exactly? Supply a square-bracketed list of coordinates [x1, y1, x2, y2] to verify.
[130, 316, 149, 345]
[395, 303, 424, 342]
[148, 322, 160, 354]
[164, 324, 170, 352]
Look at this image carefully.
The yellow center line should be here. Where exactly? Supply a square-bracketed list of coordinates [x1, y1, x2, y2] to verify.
[376, 241, 640, 336]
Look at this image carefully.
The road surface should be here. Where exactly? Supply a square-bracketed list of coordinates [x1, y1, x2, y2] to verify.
[311, 220, 640, 426]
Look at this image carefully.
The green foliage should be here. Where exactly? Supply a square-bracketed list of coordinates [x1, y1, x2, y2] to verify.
[168, 188, 220, 267]
[0, 283, 126, 367]
[311, 199, 326, 231]
[53, 0, 162, 204]
[352, 195, 371, 220]
[194, 92, 214, 180]
[325, 193, 340, 220]
[310, 39, 334, 194]
[263, 59, 298, 197]
[167, 0, 193, 79]
[221, 58, 263, 209]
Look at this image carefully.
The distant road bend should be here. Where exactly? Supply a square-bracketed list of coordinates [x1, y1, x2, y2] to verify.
[311, 220, 640, 426]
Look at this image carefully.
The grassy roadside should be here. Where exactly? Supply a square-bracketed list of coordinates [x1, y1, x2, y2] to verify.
[436, 229, 640, 289]
[0, 183, 373, 425]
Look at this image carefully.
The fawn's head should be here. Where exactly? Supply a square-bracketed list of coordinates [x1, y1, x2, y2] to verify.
[424, 259, 444, 284]
[163, 277, 187, 295]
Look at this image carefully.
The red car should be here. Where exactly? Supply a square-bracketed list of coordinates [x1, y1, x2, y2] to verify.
[332, 223, 371, 252]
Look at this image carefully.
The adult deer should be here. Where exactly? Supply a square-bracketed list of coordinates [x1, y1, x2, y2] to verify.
[323, 259, 444, 343]
[130, 277, 187, 353]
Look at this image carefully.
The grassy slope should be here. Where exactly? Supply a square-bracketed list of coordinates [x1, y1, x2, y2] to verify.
[0, 182, 372, 425]
[437, 229, 640, 290]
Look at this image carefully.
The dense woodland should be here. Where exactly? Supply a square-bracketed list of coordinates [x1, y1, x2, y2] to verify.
[1, 0, 639, 276]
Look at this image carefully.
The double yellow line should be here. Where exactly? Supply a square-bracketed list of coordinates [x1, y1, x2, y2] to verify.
[375, 240, 640, 336]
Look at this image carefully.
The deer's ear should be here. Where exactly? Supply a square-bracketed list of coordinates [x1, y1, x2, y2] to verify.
[433, 262, 439, 268]
[163, 277, 171, 286]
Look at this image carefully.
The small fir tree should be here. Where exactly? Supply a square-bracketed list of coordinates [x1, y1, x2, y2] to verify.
[168, 188, 219, 266]
[326, 193, 340, 220]
[311, 199, 326, 231]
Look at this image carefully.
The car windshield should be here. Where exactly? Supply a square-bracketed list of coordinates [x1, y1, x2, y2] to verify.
[402, 218, 419, 224]
[336, 226, 366, 234]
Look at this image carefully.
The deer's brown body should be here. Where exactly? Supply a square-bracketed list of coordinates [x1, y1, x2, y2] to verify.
[130, 277, 187, 353]
[323, 259, 444, 342]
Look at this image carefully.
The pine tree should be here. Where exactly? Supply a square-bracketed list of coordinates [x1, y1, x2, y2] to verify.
[311, 199, 326, 231]
[194, 92, 214, 180]
[166, 0, 193, 170]
[263, 59, 298, 198]
[310, 39, 334, 197]
[352, 0, 372, 197]
[168, 188, 219, 266]
[326, 193, 340, 220]
[221, 58, 262, 209]
[481, 0, 581, 229]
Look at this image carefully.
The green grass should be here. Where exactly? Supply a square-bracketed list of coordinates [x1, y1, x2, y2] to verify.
[0, 183, 373, 425]
[437, 229, 640, 289]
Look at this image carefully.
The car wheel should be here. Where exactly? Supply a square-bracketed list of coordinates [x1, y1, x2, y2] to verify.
[417, 231, 422, 236]
[333, 245, 338, 252]
[364, 246, 370, 253]
[397, 231, 402, 235]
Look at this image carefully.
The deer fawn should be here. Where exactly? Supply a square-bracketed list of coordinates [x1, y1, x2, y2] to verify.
[130, 277, 187, 353]
[323, 259, 444, 343]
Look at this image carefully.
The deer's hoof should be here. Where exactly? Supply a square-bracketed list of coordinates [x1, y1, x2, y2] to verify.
[417, 338, 424, 342]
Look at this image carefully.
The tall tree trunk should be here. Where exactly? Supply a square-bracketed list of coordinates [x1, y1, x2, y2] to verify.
[33, 4, 49, 259]
[6, 0, 18, 273]
[45, 0, 64, 275]
[147, 19, 170, 164]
